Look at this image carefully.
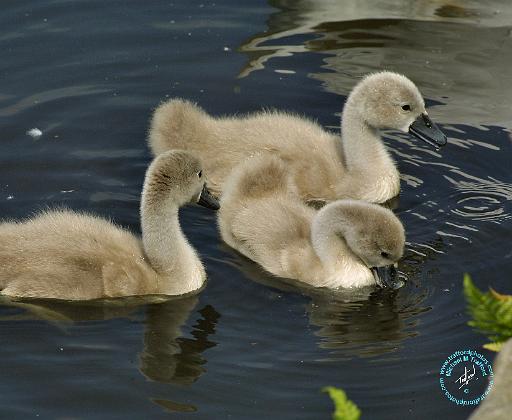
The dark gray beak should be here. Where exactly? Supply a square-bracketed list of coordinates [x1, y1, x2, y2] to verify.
[409, 113, 447, 150]
[197, 184, 220, 210]
[371, 264, 403, 289]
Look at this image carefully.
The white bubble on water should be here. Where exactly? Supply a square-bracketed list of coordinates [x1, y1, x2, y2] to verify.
[26, 128, 42, 138]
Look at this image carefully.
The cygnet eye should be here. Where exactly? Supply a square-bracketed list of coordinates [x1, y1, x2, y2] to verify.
[401, 104, 411, 111]
[381, 251, 390, 259]
[197, 170, 202, 178]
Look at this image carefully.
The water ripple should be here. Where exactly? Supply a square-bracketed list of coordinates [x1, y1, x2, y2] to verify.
[445, 170, 512, 222]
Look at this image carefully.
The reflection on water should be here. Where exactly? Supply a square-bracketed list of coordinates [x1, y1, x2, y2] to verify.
[405, 237, 446, 262]
[0, 295, 220, 412]
[306, 288, 426, 360]
[240, 0, 512, 125]
[151, 398, 198, 414]
[140, 301, 220, 385]
[0, 295, 156, 323]
[393, 123, 512, 247]
[222, 244, 429, 360]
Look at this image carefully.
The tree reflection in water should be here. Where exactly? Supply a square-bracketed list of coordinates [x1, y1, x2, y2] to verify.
[238, 0, 512, 125]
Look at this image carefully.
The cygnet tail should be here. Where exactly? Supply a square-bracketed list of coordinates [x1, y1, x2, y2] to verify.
[224, 155, 295, 203]
[148, 98, 210, 156]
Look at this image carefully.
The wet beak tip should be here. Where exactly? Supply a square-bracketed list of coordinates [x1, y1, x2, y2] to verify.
[409, 114, 447, 149]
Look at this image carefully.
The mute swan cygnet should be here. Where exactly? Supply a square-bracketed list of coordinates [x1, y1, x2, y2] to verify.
[0, 151, 220, 300]
[149, 71, 447, 204]
[218, 156, 405, 289]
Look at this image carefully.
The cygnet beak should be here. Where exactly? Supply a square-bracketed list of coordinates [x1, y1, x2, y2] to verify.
[197, 184, 220, 210]
[409, 113, 447, 150]
[371, 263, 403, 289]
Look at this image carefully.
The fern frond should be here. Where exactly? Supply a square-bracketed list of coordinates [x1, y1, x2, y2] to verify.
[322, 386, 361, 420]
[483, 342, 504, 352]
[464, 274, 512, 351]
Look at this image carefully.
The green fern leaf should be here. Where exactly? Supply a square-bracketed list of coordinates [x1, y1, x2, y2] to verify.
[322, 387, 361, 420]
[464, 274, 512, 349]
[482, 342, 504, 352]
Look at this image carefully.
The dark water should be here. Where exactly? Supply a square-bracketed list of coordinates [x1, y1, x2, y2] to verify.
[1, 1, 511, 418]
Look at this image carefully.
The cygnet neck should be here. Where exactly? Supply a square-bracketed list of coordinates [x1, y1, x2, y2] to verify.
[340, 96, 400, 202]
[310, 203, 374, 288]
[310, 204, 354, 270]
[140, 192, 204, 295]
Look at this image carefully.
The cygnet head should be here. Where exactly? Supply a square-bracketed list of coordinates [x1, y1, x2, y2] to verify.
[339, 201, 405, 267]
[314, 200, 405, 288]
[347, 71, 447, 148]
[143, 150, 220, 210]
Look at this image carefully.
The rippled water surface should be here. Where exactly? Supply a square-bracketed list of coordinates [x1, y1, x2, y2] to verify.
[1, 1, 511, 419]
